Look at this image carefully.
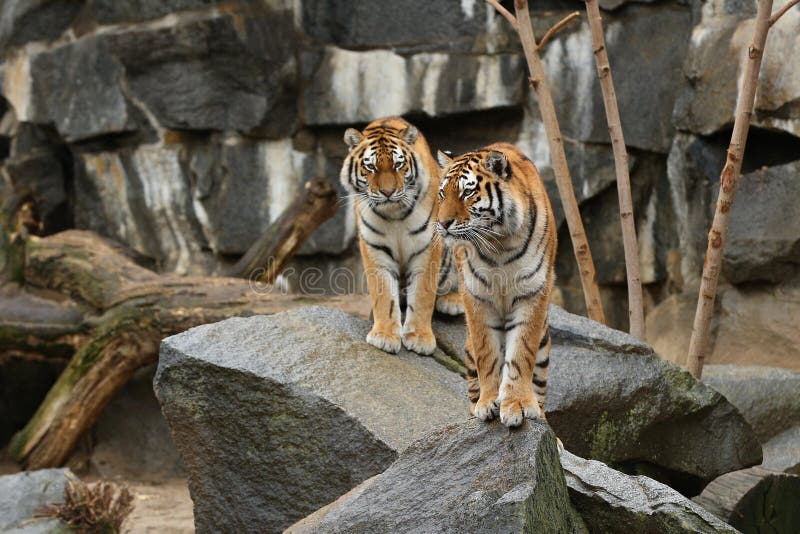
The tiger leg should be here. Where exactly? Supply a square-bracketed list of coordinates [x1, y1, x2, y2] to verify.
[402, 238, 442, 355]
[435, 243, 464, 316]
[464, 346, 480, 416]
[533, 321, 551, 414]
[498, 295, 549, 427]
[360, 236, 401, 354]
[462, 291, 503, 421]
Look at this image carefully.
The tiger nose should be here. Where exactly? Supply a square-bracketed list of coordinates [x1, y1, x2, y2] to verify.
[440, 219, 454, 229]
[380, 188, 395, 198]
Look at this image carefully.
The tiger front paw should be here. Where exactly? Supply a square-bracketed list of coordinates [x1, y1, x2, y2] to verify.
[402, 329, 436, 355]
[367, 329, 401, 354]
[500, 397, 543, 427]
[474, 397, 500, 421]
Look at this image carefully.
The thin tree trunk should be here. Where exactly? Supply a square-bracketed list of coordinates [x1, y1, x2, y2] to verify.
[584, 0, 644, 338]
[685, 0, 794, 378]
[511, 0, 606, 324]
[227, 178, 338, 282]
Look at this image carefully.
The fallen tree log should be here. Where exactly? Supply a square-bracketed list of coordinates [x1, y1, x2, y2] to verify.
[693, 467, 800, 532]
[7, 230, 366, 469]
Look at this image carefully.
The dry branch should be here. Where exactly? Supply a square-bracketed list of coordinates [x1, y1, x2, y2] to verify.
[539, 11, 581, 50]
[584, 0, 644, 338]
[489, 0, 606, 323]
[770, 0, 799, 25]
[685, 0, 796, 378]
[227, 178, 338, 282]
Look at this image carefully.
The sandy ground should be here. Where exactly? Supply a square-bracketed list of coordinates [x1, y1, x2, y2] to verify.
[124, 479, 194, 534]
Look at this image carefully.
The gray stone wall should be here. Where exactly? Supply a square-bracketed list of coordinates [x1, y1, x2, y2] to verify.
[0, 0, 798, 330]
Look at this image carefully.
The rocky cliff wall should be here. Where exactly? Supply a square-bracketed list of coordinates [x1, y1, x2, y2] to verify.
[0, 0, 798, 339]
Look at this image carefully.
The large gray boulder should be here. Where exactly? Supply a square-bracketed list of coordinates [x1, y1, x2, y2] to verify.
[702, 365, 800, 444]
[435, 305, 762, 495]
[288, 419, 587, 534]
[717, 161, 800, 284]
[762, 426, 800, 475]
[0, 468, 72, 533]
[155, 306, 469, 533]
[560, 451, 738, 533]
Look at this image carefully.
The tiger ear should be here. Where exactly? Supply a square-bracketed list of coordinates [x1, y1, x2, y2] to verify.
[485, 151, 509, 179]
[437, 150, 454, 169]
[402, 124, 419, 145]
[344, 128, 363, 149]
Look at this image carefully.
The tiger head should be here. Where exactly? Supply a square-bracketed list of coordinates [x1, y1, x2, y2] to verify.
[435, 146, 526, 248]
[341, 119, 423, 213]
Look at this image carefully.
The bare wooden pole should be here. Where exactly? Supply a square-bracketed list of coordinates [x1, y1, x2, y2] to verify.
[584, 0, 644, 339]
[685, 0, 797, 378]
[490, 0, 606, 323]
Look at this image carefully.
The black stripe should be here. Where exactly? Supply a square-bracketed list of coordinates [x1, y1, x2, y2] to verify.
[539, 328, 550, 349]
[533, 378, 547, 388]
[487, 358, 497, 376]
[409, 208, 432, 235]
[503, 207, 537, 265]
[511, 281, 546, 307]
[467, 368, 478, 378]
[406, 243, 430, 264]
[360, 216, 385, 236]
[535, 357, 550, 368]
[363, 238, 397, 262]
[510, 360, 522, 375]
[494, 182, 504, 218]
[466, 257, 490, 287]
[437, 251, 452, 287]
[523, 337, 536, 355]
[466, 289, 493, 305]
[371, 208, 391, 221]
[474, 246, 498, 267]
[465, 348, 475, 364]
[516, 246, 547, 282]
[490, 322, 522, 332]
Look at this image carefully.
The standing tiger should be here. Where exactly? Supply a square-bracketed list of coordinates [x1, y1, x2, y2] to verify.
[341, 117, 461, 356]
[436, 143, 556, 428]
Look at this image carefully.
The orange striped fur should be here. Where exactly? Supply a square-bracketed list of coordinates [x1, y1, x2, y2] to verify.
[341, 117, 460, 355]
[436, 143, 557, 427]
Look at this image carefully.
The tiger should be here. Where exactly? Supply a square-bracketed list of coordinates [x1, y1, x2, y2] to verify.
[341, 117, 461, 356]
[435, 142, 557, 428]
